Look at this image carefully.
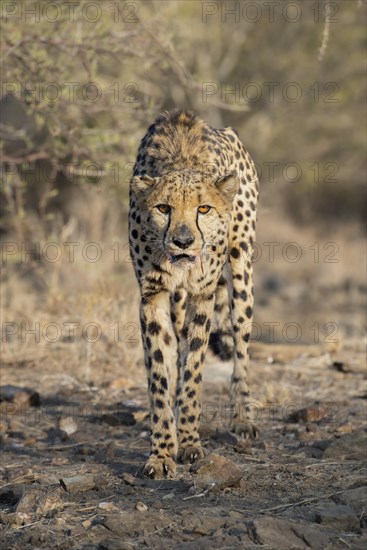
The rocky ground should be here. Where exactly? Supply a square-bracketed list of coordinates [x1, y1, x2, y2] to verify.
[0, 338, 366, 550]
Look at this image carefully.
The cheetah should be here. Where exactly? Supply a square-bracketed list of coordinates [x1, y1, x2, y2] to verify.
[129, 110, 259, 479]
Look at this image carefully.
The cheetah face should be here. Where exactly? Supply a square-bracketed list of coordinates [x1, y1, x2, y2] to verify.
[131, 170, 239, 267]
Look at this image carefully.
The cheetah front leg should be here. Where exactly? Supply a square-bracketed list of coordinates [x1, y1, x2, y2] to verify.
[227, 249, 259, 439]
[176, 293, 215, 464]
[170, 287, 188, 408]
[139, 292, 178, 479]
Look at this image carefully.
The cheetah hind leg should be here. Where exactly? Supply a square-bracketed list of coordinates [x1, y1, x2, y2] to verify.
[209, 275, 234, 360]
[209, 277, 258, 437]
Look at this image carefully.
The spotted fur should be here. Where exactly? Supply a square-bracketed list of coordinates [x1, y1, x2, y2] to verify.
[129, 110, 259, 479]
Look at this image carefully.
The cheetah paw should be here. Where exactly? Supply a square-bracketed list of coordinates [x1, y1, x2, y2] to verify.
[142, 455, 176, 480]
[178, 445, 205, 464]
[230, 419, 259, 439]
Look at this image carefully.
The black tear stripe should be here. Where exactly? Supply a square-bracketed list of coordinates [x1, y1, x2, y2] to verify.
[162, 210, 172, 255]
[195, 210, 205, 256]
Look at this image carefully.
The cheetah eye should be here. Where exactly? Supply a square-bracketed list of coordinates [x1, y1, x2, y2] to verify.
[157, 204, 171, 214]
[198, 205, 211, 214]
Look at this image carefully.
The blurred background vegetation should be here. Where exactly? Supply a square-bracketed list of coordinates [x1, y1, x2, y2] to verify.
[1, 0, 365, 235]
[0, 0, 366, 357]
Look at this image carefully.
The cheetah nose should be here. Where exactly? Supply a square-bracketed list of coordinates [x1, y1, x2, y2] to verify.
[171, 226, 195, 249]
[172, 235, 195, 249]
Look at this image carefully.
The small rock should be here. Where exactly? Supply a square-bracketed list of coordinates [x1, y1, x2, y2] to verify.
[92, 474, 107, 490]
[99, 538, 135, 550]
[335, 423, 353, 434]
[76, 445, 95, 456]
[45, 427, 68, 443]
[248, 516, 330, 549]
[99, 404, 147, 427]
[0, 385, 40, 411]
[234, 439, 253, 454]
[228, 510, 244, 520]
[190, 453, 243, 490]
[161, 492, 175, 500]
[36, 488, 64, 515]
[101, 411, 136, 426]
[287, 404, 328, 424]
[15, 490, 38, 513]
[121, 473, 137, 486]
[324, 430, 367, 460]
[181, 513, 226, 534]
[295, 439, 331, 459]
[282, 423, 299, 434]
[59, 417, 78, 436]
[341, 486, 367, 514]
[0, 420, 7, 433]
[4, 417, 18, 435]
[252, 438, 267, 450]
[331, 361, 350, 373]
[15, 487, 63, 516]
[314, 504, 360, 532]
[108, 377, 134, 390]
[98, 502, 119, 511]
[94, 441, 116, 462]
[199, 424, 216, 439]
[135, 501, 148, 512]
[60, 474, 96, 492]
[13, 512, 31, 526]
[102, 511, 170, 537]
[52, 457, 69, 466]
[213, 430, 238, 446]
[297, 426, 327, 441]
[24, 436, 37, 446]
[82, 519, 92, 528]
[55, 516, 67, 527]
[133, 410, 149, 423]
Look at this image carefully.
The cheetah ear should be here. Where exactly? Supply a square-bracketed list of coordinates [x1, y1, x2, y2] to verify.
[131, 175, 157, 195]
[215, 172, 239, 203]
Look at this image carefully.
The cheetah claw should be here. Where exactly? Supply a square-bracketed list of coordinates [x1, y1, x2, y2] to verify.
[142, 455, 176, 479]
[230, 419, 259, 439]
[178, 445, 205, 464]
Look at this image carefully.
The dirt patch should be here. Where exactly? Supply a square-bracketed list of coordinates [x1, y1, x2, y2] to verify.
[0, 340, 366, 549]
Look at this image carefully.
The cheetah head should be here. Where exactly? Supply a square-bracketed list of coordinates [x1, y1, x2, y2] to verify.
[131, 170, 239, 267]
